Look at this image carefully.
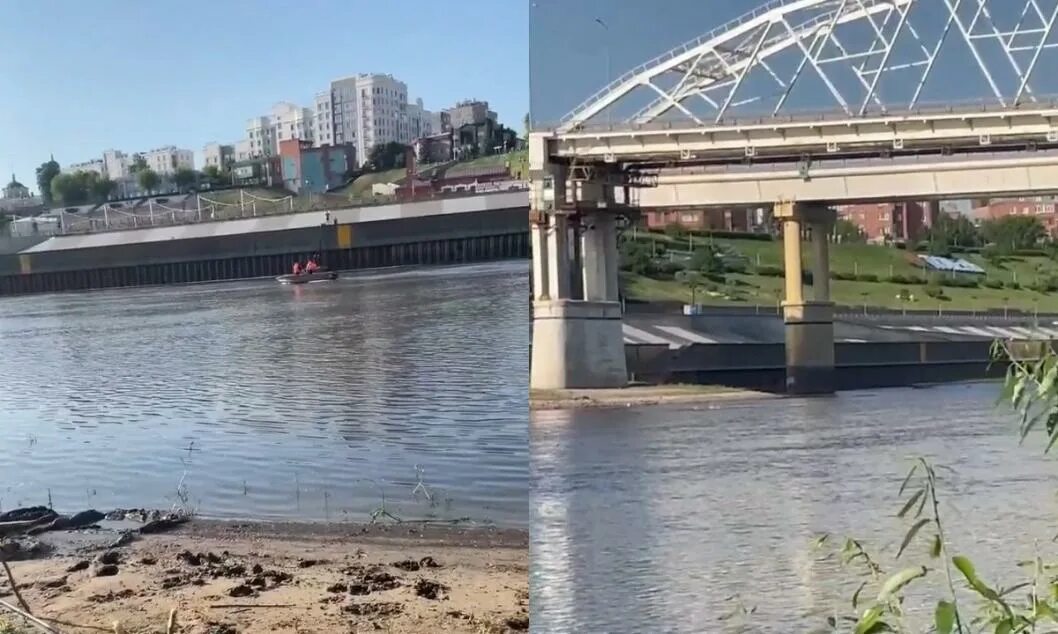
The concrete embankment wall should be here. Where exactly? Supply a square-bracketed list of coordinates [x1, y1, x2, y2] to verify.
[0, 192, 529, 295]
[627, 340, 1008, 391]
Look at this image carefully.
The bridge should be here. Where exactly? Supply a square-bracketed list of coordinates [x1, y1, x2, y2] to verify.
[529, 0, 1058, 393]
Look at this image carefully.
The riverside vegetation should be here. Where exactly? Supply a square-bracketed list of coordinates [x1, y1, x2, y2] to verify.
[620, 216, 1058, 313]
[800, 341, 1058, 633]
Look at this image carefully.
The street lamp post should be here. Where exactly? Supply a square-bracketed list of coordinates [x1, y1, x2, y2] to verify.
[595, 18, 611, 127]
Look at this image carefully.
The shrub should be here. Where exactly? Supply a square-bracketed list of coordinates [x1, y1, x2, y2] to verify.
[756, 265, 784, 277]
[982, 278, 1005, 289]
[939, 275, 979, 289]
[887, 274, 926, 285]
[1009, 281, 1022, 290]
[699, 230, 773, 242]
[1031, 274, 1058, 293]
[652, 261, 684, 280]
[856, 273, 879, 283]
[830, 271, 857, 281]
[924, 283, 948, 300]
[663, 223, 686, 239]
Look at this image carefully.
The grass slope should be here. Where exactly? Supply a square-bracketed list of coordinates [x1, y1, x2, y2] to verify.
[626, 231, 1058, 312]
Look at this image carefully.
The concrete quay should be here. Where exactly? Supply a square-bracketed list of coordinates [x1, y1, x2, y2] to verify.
[0, 192, 529, 296]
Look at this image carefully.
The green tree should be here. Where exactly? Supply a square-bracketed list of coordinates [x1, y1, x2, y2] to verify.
[173, 167, 197, 192]
[51, 171, 92, 205]
[688, 245, 726, 280]
[832, 218, 867, 243]
[129, 154, 148, 174]
[365, 142, 408, 172]
[979, 215, 1045, 253]
[138, 169, 160, 195]
[201, 165, 224, 187]
[35, 157, 61, 205]
[926, 212, 981, 255]
[90, 176, 116, 203]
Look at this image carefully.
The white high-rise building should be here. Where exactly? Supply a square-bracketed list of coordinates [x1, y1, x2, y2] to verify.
[144, 146, 194, 175]
[245, 102, 314, 158]
[234, 139, 254, 162]
[102, 149, 132, 180]
[202, 142, 235, 169]
[246, 115, 276, 158]
[314, 92, 334, 147]
[271, 102, 315, 145]
[321, 73, 421, 166]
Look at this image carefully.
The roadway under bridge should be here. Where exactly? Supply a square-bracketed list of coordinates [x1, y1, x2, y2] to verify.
[530, 0, 1058, 393]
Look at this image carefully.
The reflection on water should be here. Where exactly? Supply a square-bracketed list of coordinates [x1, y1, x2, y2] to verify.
[530, 383, 1058, 632]
[0, 262, 528, 527]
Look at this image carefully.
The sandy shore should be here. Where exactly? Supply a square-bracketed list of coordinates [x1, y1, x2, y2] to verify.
[0, 520, 528, 633]
[530, 384, 778, 411]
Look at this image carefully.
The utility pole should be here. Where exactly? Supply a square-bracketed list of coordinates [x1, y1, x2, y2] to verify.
[595, 18, 612, 127]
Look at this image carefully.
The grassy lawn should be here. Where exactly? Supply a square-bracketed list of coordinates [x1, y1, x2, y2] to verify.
[445, 149, 527, 178]
[625, 231, 1058, 312]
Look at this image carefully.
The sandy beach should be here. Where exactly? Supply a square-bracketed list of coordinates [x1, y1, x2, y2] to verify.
[0, 519, 528, 633]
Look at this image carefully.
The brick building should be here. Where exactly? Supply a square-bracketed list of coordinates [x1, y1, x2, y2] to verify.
[835, 201, 938, 243]
[642, 207, 770, 233]
[973, 197, 1058, 235]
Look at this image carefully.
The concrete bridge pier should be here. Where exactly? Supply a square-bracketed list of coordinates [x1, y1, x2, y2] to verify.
[776, 201, 836, 395]
[529, 138, 627, 390]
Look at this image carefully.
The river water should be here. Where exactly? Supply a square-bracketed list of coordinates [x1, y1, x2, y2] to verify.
[0, 261, 528, 527]
[531, 383, 1058, 632]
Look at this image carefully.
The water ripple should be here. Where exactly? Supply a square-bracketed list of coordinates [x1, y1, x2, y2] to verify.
[0, 262, 528, 527]
[531, 383, 1058, 632]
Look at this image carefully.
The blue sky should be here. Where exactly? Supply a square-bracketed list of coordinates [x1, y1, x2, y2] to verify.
[0, 0, 528, 193]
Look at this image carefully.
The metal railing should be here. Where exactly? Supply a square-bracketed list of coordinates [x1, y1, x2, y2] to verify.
[48, 183, 530, 237]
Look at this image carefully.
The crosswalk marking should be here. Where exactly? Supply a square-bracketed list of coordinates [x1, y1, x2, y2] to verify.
[655, 325, 717, 345]
[622, 325, 673, 346]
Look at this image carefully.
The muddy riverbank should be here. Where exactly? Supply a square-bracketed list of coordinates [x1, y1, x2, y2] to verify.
[0, 519, 528, 633]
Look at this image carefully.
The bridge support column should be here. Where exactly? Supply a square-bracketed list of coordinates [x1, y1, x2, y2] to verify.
[776, 201, 836, 395]
[529, 135, 627, 390]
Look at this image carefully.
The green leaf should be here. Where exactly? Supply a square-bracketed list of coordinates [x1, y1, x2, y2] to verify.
[1039, 360, 1058, 396]
[930, 534, 943, 559]
[994, 620, 1012, 634]
[813, 534, 830, 549]
[854, 605, 884, 634]
[897, 489, 925, 519]
[877, 566, 928, 603]
[1013, 376, 1028, 410]
[953, 555, 1012, 616]
[898, 464, 919, 496]
[1046, 427, 1058, 454]
[935, 600, 956, 634]
[897, 519, 931, 559]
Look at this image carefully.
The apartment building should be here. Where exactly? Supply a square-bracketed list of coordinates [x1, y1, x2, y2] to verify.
[202, 142, 235, 169]
[144, 146, 194, 175]
[242, 103, 315, 160]
[835, 201, 939, 243]
[446, 99, 496, 128]
[318, 73, 431, 166]
[63, 158, 105, 175]
[973, 196, 1058, 235]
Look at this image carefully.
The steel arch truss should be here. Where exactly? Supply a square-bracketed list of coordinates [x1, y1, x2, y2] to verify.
[558, 0, 1058, 133]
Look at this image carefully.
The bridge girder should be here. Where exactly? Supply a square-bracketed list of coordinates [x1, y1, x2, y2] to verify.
[557, 0, 1058, 134]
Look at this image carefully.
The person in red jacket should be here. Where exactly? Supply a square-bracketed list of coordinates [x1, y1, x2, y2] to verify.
[305, 258, 319, 273]
[292, 261, 302, 275]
